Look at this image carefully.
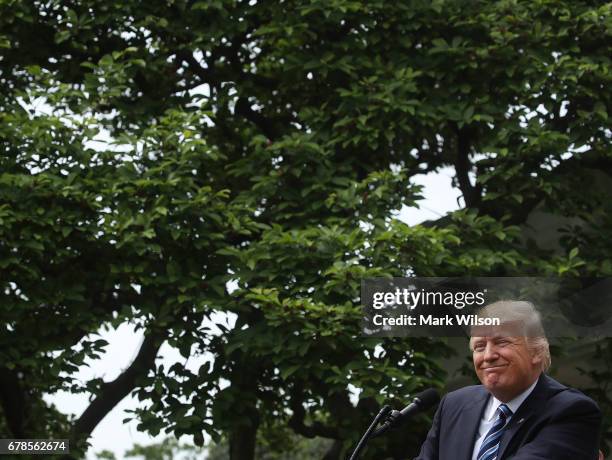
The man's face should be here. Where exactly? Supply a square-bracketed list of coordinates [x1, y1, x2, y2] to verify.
[471, 327, 542, 402]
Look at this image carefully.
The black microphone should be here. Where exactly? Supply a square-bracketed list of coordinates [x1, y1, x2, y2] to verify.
[372, 388, 440, 438]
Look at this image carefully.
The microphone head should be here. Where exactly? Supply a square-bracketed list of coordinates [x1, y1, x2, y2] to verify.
[413, 388, 440, 409]
[372, 388, 440, 439]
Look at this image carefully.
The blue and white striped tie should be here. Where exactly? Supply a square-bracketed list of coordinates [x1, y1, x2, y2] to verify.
[477, 403, 513, 460]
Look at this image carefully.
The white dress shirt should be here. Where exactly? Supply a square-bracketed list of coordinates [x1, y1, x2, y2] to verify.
[471, 380, 538, 460]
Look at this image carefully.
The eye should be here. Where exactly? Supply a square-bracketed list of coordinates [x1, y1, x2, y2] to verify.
[473, 343, 485, 352]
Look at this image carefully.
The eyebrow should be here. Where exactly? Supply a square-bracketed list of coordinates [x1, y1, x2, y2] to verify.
[471, 336, 515, 348]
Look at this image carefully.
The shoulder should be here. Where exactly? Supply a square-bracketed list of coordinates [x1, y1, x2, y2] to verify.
[441, 383, 488, 410]
[446, 383, 486, 400]
[542, 375, 601, 416]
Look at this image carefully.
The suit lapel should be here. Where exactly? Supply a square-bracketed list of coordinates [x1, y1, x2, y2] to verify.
[497, 411, 535, 459]
[497, 374, 565, 459]
[455, 389, 490, 460]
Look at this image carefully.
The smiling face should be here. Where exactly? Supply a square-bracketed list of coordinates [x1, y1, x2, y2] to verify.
[471, 328, 542, 402]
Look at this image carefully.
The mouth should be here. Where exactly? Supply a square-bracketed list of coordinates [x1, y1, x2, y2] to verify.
[482, 365, 507, 371]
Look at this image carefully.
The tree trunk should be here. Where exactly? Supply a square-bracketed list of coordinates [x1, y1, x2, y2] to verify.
[229, 415, 259, 460]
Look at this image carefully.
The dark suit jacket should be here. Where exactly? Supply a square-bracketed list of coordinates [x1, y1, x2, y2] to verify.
[415, 374, 602, 460]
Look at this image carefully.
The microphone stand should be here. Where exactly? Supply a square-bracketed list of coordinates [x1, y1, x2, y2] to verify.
[348, 405, 391, 460]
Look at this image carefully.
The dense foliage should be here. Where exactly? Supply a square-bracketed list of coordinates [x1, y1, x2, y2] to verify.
[0, 0, 610, 458]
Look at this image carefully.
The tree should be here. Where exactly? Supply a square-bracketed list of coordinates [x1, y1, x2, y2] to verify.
[123, 437, 205, 460]
[93, 435, 331, 460]
[1, 1, 610, 459]
[0, 62, 259, 455]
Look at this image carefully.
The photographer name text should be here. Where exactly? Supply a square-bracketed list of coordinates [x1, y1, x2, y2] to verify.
[372, 314, 500, 327]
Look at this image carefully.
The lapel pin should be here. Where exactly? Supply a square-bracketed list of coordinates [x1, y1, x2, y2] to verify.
[517, 418, 525, 424]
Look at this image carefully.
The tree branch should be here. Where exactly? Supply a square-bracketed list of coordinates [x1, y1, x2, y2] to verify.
[180, 51, 218, 86]
[0, 366, 26, 437]
[288, 385, 340, 439]
[234, 97, 280, 140]
[70, 328, 166, 440]
[453, 126, 481, 208]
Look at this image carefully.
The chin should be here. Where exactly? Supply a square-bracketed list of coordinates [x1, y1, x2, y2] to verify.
[484, 377, 506, 390]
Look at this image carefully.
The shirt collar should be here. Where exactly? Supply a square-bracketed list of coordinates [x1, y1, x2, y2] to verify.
[484, 379, 538, 421]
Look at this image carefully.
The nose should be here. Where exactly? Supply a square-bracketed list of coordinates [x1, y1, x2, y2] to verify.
[483, 342, 499, 362]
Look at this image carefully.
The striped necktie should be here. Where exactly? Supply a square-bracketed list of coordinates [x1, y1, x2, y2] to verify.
[477, 403, 513, 460]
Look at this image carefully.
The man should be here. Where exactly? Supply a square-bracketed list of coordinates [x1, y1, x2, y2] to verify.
[415, 300, 602, 460]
